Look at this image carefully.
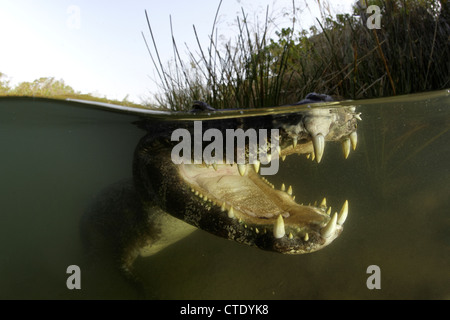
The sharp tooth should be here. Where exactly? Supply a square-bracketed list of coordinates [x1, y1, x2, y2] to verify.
[228, 207, 235, 219]
[350, 131, 357, 150]
[287, 185, 293, 196]
[255, 228, 259, 234]
[304, 233, 309, 241]
[342, 138, 351, 159]
[321, 212, 337, 238]
[311, 152, 315, 161]
[306, 154, 311, 159]
[253, 160, 260, 173]
[338, 200, 348, 225]
[326, 207, 332, 215]
[293, 137, 298, 148]
[281, 183, 286, 192]
[288, 232, 293, 239]
[238, 164, 247, 176]
[281, 155, 286, 161]
[355, 113, 362, 121]
[273, 214, 286, 239]
[312, 134, 325, 163]
[320, 197, 327, 207]
[221, 203, 226, 212]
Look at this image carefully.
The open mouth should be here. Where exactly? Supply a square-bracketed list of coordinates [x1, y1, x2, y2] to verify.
[175, 106, 360, 254]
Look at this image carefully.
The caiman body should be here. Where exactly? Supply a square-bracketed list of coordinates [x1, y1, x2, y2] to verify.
[81, 93, 360, 275]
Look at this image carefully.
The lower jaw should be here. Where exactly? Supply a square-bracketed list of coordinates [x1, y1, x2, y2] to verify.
[178, 163, 348, 254]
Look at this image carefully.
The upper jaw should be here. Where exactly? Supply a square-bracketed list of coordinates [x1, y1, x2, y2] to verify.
[275, 106, 361, 163]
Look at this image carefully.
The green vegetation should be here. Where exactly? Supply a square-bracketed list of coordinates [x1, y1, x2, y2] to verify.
[0, 72, 143, 108]
[2, 1, 448, 111]
[144, 0, 449, 110]
[0, 72, 11, 95]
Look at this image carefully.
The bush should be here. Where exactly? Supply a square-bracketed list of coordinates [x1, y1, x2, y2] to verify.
[144, 0, 449, 110]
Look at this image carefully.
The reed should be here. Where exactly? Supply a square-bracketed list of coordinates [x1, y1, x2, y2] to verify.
[143, 0, 449, 110]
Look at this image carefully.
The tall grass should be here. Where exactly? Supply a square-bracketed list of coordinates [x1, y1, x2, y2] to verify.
[143, 0, 297, 110]
[143, 0, 449, 110]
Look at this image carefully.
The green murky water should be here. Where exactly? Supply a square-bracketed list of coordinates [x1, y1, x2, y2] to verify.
[0, 90, 449, 299]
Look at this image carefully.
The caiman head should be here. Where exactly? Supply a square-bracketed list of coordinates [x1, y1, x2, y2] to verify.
[134, 94, 361, 254]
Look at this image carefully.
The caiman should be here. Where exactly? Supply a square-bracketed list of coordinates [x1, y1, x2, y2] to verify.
[81, 93, 361, 279]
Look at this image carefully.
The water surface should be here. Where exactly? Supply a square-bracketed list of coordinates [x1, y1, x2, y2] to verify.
[0, 91, 448, 299]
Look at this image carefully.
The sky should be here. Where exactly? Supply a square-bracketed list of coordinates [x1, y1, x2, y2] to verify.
[0, 0, 355, 103]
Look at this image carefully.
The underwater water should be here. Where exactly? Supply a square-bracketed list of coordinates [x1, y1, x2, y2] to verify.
[0, 90, 448, 300]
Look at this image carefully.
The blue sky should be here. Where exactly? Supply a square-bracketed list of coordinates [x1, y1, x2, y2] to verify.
[0, 0, 354, 103]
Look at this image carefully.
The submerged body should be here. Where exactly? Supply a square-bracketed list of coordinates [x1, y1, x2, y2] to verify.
[81, 93, 360, 276]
